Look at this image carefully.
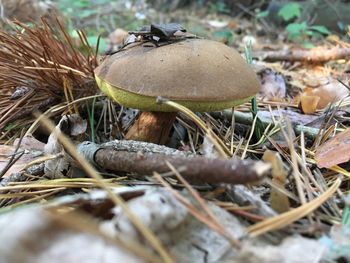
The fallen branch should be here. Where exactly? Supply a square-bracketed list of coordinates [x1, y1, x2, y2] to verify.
[78, 141, 271, 185]
[253, 47, 350, 63]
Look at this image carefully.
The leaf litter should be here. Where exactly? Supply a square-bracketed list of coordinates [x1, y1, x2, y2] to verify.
[0, 1, 350, 262]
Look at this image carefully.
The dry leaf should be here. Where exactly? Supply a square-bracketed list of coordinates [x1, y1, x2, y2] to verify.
[300, 77, 349, 111]
[300, 91, 320, 114]
[263, 150, 290, 213]
[0, 136, 44, 177]
[1, 0, 59, 24]
[13, 134, 45, 151]
[44, 114, 87, 178]
[315, 128, 350, 168]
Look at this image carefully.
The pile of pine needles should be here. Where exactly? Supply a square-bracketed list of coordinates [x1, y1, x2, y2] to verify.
[0, 18, 98, 137]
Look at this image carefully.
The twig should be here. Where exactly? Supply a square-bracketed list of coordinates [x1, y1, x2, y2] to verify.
[78, 141, 271, 185]
[253, 47, 350, 63]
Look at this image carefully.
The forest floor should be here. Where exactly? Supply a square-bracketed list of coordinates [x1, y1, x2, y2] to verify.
[0, 1, 349, 262]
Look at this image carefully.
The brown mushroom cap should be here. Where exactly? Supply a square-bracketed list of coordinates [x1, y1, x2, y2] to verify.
[95, 39, 260, 112]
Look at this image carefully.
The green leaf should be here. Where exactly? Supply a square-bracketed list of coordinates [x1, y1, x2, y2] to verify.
[256, 10, 269, 18]
[72, 0, 90, 8]
[286, 22, 307, 40]
[278, 2, 301, 21]
[305, 30, 314, 36]
[212, 30, 234, 45]
[309, 25, 331, 35]
[78, 9, 97, 18]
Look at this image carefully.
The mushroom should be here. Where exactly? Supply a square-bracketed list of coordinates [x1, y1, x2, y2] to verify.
[94, 39, 260, 144]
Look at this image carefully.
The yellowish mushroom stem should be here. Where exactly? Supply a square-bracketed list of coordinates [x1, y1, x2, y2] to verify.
[125, 111, 177, 145]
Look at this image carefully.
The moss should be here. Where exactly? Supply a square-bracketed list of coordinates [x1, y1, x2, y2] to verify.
[96, 76, 254, 112]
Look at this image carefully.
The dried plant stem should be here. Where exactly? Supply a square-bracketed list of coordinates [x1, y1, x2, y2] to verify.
[158, 98, 230, 157]
[253, 47, 350, 62]
[212, 110, 320, 139]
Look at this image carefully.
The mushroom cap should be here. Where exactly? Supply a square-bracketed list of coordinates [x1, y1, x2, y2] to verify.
[94, 39, 260, 112]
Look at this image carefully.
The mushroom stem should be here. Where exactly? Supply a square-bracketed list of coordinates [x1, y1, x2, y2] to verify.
[125, 111, 177, 144]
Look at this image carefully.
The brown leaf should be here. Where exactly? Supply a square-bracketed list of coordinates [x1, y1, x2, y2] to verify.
[13, 134, 45, 151]
[0, 138, 44, 177]
[300, 91, 320, 114]
[315, 128, 350, 168]
[300, 78, 349, 111]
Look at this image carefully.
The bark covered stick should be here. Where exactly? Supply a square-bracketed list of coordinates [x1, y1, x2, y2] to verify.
[78, 141, 270, 184]
[253, 47, 350, 63]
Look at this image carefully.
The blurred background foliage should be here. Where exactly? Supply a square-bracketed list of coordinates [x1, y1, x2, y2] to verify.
[0, 0, 349, 52]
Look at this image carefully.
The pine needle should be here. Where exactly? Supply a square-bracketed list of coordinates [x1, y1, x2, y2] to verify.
[247, 178, 341, 237]
[0, 19, 97, 131]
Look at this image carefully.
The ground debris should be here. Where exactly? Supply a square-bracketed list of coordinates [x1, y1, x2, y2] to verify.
[78, 140, 270, 185]
[0, 187, 329, 263]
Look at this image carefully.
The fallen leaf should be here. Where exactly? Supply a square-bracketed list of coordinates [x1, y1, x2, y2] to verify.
[300, 91, 320, 114]
[301, 77, 349, 110]
[44, 114, 87, 178]
[13, 134, 45, 151]
[315, 128, 350, 168]
[199, 136, 220, 158]
[0, 136, 44, 177]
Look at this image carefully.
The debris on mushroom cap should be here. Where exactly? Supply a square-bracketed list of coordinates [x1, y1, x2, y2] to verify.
[94, 38, 261, 112]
